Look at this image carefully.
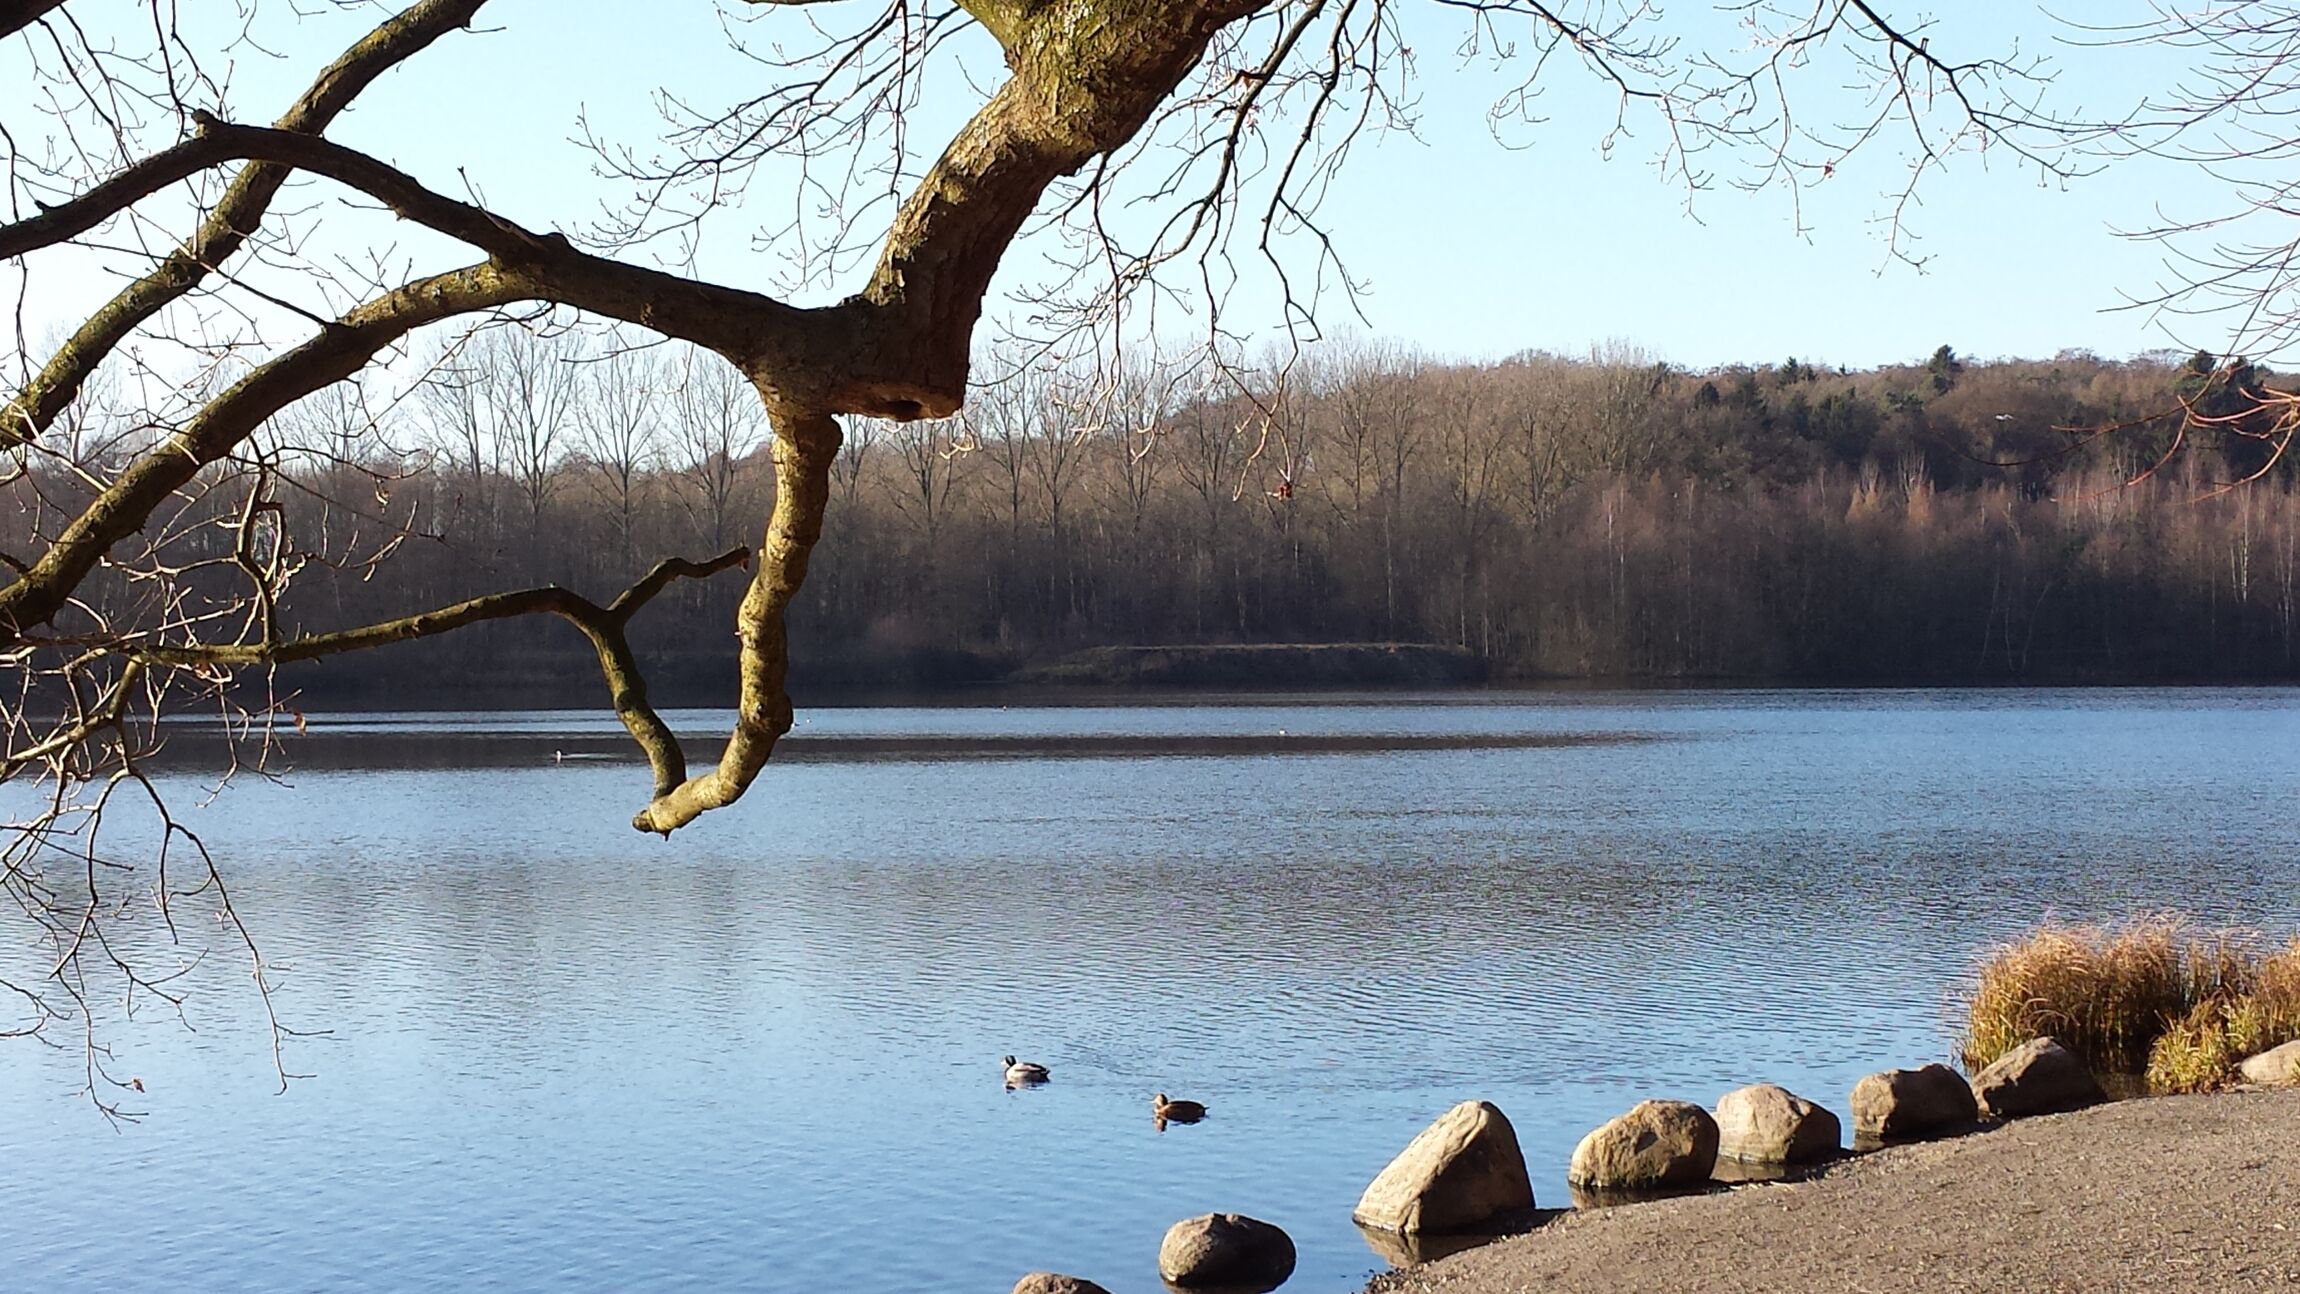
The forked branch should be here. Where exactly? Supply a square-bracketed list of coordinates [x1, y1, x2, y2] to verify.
[31, 547, 752, 800]
[633, 408, 839, 833]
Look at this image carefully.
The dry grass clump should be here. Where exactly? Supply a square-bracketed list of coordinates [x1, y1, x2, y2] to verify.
[1966, 921, 2300, 1092]
[1961, 917, 2221, 1075]
[2145, 1000, 2246, 1094]
[2185, 931, 2262, 1005]
[2251, 937, 2300, 1041]
[2150, 937, 2300, 1091]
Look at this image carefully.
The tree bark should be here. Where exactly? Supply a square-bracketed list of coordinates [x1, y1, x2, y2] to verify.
[633, 405, 839, 834]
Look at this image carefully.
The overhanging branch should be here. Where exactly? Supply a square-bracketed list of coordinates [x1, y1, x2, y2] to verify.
[104, 546, 752, 799]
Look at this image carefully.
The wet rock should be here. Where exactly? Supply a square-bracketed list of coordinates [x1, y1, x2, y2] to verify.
[2238, 1039, 2300, 1087]
[1157, 1213, 1295, 1290]
[1011, 1275, 1112, 1294]
[1566, 1099, 1719, 1191]
[1353, 1099, 1535, 1234]
[1714, 1083, 1842, 1163]
[1851, 1063, 1980, 1141]
[1969, 1037, 2106, 1119]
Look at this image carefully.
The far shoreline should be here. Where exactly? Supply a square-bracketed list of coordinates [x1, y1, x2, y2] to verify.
[233, 673, 2300, 717]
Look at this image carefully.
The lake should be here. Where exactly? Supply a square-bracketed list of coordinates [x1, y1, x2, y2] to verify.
[3, 688, 2297, 1293]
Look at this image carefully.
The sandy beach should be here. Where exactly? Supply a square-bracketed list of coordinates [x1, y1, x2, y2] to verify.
[1369, 1089, 2300, 1294]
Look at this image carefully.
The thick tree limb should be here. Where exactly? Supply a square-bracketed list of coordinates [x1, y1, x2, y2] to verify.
[0, 118, 581, 263]
[0, 119, 847, 395]
[617, 0, 1292, 832]
[853, 0, 1270, 406]
[110, 547, 749, 798]
[632, 407, 838, 834]
[3, 0, 491, 448]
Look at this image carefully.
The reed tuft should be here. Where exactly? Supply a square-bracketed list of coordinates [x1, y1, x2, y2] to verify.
[1966, 920, 2300, 1093]
[2145, 1000, 2244, 1094]
[1961, 916, 2204, 1075]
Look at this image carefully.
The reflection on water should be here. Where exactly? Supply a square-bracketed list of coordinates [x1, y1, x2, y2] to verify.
[2, 688, 2297, 1294]
[1354, 1215, 1555, 1267]
[1705, 1154, 1843, 1186]
[1566, 1182, 1724, 1210]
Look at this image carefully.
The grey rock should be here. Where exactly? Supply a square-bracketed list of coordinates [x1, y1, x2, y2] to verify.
[1352, 1099, 1535, 1234]
[2238, 1039, 2300, 1087]
[1157, 1213, 1296, 1290]
[1714, 1083, 1842, 1163]
[1969, 1037, 2106, 1119]
[1566, 1099, 1719, 1190]
[1011, 1276, 1112, 1294]
[1852, 1063, 1980, 1141]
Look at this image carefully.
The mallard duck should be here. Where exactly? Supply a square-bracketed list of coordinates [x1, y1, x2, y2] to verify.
[1003, 1055, 1050, 1086]
[1153, 1093, 1206, 1123]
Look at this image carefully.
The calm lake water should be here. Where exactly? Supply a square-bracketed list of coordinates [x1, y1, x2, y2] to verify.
[4, 688, 2298, 1293]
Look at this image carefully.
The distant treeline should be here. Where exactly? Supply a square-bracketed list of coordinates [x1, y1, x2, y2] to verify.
[16, 334, 2299, 703]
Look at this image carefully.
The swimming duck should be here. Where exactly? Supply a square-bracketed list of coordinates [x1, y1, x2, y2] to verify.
[1152, 1093, 1207, 1123]
[1003, 1055, 1050, 1086]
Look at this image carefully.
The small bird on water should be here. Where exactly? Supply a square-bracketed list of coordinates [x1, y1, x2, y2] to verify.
[1152, 1093, 1207, 1124]
[1003, 1055, 1050, 1087]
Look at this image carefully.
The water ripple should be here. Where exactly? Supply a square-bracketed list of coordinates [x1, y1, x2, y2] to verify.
[2, 688, 2297, 1293]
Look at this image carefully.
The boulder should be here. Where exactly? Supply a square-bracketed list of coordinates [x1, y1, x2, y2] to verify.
[1969, 1037, 2106, 1119]
[2238, 1039, 2300, 1087]
[1353, 1099, 1535, 1234]
[1566, 1099, 1719, 1191]
[1011, 1276, 1111, 1294]
[1714, 1083, 1842, 1163]
[1851, 1063, 1980, 1141]
[1157, 1214, 1296, 1290]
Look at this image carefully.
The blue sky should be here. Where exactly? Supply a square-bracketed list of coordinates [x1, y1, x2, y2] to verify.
[2, 1, 2241, 372]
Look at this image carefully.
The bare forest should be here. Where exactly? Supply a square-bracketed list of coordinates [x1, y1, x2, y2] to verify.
[21, 332, 2292, 707]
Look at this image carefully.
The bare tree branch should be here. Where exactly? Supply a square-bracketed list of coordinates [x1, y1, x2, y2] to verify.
[4, 0, 492, 448]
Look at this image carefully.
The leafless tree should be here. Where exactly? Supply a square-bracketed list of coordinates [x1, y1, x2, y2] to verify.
[1576, 341, 1672, 478]
[1430, 366, 1510, 649]
[421, 343, 505, 557]
[668, 348, 765, 553]
[577, 338, 668, 570]
[888, 414, 970, 549]
[831, 409, 881, 515]
[1026, 364, 1099, 540]
[1101, 357, 1181, 538]
[474, 326, 583, 529]
[963, 349, 1041, 543]
[1494, 358, 1579, 527]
